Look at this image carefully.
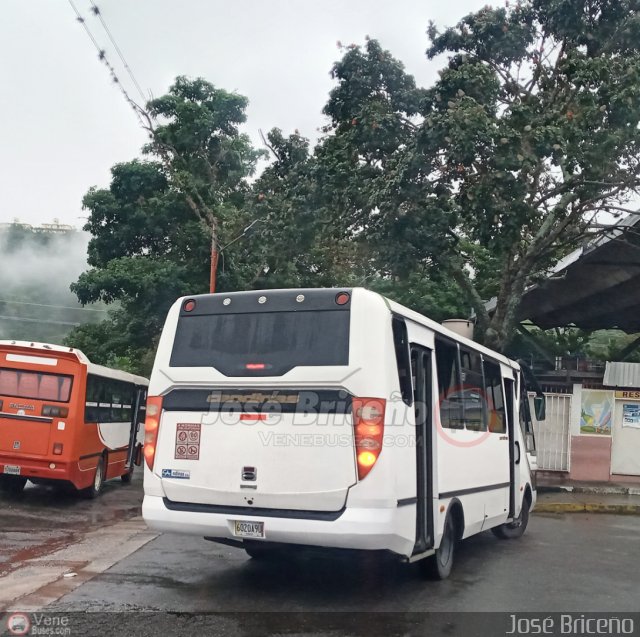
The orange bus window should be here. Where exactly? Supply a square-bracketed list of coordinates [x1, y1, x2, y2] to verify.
[0, 370, 18, 396]
[39, 375, 60, 401]
[0, 368, 73, 403]
[18, 373, 38, 398]
[59, 377, 71, 400]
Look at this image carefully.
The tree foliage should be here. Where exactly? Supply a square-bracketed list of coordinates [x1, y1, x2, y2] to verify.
[315, 1, 640, 350]
[69, 1, 640, 372]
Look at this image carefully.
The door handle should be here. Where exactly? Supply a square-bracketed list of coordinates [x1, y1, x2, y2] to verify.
[514, 441, 521, 464]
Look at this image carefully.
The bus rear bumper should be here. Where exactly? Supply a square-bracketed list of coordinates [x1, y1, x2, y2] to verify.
[0, 454, 91, 490]
[142, 494, 413, 556]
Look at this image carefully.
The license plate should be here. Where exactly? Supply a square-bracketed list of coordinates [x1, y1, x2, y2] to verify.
[233, 520, 265, 538]
[3, 465, 21, 475]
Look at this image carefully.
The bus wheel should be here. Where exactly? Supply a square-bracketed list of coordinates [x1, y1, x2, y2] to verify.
[492, 497, 530, 540]
[121, 467, 133, 484]
[0, 475, 28, 495]
[83, 455, 106, 499]
[422, 514, 456, 580]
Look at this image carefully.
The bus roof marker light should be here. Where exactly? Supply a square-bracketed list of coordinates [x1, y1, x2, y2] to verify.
[183, 300, 196, 312]
[335, 292, 350, 305]
[258, 296, 267, 304]
[296, 294, 305, 303]
[223, 298, 231, 306]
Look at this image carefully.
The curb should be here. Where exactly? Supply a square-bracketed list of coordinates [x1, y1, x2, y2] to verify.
[537, 485, 640, 496]
[534, 503, 640, 515]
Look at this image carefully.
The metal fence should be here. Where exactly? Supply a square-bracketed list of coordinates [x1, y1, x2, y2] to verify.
[530, 392, 572, 472]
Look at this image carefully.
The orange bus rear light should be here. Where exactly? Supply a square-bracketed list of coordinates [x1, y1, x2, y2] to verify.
[144, 396, 163, 470]
[352, 397, 386, 480]
[52, 442, 63, 455]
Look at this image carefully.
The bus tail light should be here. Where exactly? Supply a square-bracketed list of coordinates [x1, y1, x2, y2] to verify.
[43, 405, 69, 418]
[52, 442, 63, 455]
[144, 396, 163, 470]
[352, 398, 385, 480]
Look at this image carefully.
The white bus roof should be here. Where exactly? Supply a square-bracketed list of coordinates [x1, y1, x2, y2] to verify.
[0, 340, 149, 386]
[380, 293, 519, 370]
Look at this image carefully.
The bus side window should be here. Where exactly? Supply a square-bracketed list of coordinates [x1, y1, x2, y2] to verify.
[460, 348, 486, 431]
[137, 390, 147, 424]
[392, 316, 413, 405]
[122, 384, 134, 423]
[483, 360, 506, 434]
[110, 381, 124, 422]
[85, 375, 101, 423]
[435, 339, 463, 429]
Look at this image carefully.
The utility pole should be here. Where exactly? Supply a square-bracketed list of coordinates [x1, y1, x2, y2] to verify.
[209, 241, 219, 293]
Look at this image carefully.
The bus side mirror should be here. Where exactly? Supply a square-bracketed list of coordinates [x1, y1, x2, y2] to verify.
[534, 395, 546, 421]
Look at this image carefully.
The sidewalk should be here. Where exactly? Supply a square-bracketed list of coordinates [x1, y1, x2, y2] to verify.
[534, 490, 640, 515]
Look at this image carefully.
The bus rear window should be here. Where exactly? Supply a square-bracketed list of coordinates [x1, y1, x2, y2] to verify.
[170, 310, 350, 376]
[0, 368, 73, 403]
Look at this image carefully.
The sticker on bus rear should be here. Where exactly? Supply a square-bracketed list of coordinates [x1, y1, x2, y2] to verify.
[175, 423, 201, 460]
[161, 469, 191, 479]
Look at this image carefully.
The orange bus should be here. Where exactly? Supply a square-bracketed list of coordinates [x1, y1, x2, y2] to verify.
[0, 341, 148, 497]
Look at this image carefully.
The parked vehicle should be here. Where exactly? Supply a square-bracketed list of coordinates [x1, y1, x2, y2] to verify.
[0, 341, 148, 497]
[143, 288, 543, 577]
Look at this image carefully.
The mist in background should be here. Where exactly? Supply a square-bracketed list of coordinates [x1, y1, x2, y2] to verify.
[0, 227, 105, 343]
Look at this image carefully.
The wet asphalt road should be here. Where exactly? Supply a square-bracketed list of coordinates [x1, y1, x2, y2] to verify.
[0, 470, 142, 580]
[46, 512, 640, 615]
[2, 476, 640, 636]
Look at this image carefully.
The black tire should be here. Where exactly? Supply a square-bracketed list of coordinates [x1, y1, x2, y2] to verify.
[492, 497, 530, 540]
[0, 475, 28, 495]
[422, 513, 457, 580]
[121, 467, 133, 484]
[83, 454, 106, 499]
[244, 541, 279, 560]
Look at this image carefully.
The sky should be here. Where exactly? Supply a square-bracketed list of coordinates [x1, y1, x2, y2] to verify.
[0, 0, 488, 227]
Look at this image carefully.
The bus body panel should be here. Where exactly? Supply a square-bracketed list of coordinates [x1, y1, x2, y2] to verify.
[143, 288, 537, 559]
[148, 290, 411, 516]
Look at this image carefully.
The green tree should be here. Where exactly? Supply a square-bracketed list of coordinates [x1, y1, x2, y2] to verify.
[317, 1, 640, 351]
[67, 78, 263, 373]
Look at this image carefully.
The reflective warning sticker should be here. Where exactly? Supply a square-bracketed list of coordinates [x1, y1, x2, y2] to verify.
[175, 423, 201, 460]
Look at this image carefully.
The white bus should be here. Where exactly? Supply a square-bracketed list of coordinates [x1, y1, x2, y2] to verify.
[142, 288, 543, 578]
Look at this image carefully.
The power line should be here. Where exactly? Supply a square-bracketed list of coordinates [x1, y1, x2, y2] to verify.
[0, 315, 80, 327]
[67, 0, 146, 128]
[0, 299, 108, 313]
[88, 1, 147, 104]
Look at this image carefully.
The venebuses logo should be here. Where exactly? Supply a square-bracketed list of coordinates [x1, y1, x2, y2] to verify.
[6, 612, 31, 636]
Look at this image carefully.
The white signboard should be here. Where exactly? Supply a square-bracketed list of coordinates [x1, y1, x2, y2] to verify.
[622, 403, 640, 429]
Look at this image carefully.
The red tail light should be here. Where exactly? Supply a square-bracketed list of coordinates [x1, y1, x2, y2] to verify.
[52, 442, 63, 455]
[352, 397, 386, 480]
[144, 396, 163, 470]
[240, 413, 267, 421]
